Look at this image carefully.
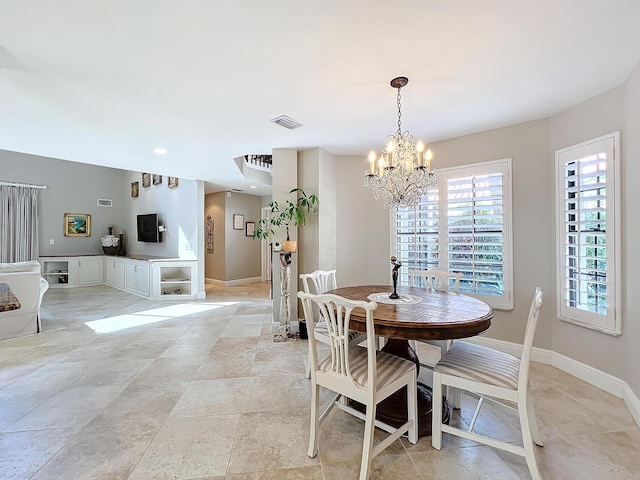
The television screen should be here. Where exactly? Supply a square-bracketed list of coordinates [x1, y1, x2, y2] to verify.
[137, 213, 160, 243]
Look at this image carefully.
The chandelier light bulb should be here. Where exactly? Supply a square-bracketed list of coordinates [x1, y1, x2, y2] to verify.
[368, 150, 377, 174]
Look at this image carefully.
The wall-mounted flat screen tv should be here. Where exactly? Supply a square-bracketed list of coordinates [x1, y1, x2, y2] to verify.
[137, 213, 161, 243]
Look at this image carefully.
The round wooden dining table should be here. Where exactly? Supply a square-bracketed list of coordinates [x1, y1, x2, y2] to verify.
[325, 284, 493, 437]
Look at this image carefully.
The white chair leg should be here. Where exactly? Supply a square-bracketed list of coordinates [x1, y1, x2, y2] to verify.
[407, 371, 418, 444]
[431, 371, 443, 450]
[527, 386, 543, 447]
[519, 402, 543, 480]
[359, 404, 377, 480]
[308, 383, 320, 457]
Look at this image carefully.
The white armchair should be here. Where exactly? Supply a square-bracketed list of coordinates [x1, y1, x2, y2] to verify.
[0, 261, 49, 341]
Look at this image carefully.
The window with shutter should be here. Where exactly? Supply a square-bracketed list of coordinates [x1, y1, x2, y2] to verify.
[555, 132, 621, 335]
[394, 159, 513, 310]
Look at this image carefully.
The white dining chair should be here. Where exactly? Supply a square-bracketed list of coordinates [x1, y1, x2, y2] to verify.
[408, 269, 463, 364]
[300, 269, 367, 379]
[298, 291, 418, 480]
[432, 288, 544, 480]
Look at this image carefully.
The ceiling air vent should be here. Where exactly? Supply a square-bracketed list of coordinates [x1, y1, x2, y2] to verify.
[270, 115, 303, 130]
[97, 198, 113, 207]
[231, 188, 243, 192]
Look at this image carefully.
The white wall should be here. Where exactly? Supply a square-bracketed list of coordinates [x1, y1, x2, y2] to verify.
[121, 171, 199, 260]
[335, 155, 390, 287]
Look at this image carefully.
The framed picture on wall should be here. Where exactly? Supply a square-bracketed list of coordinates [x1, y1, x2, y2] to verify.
[168, 176, 179, 188]
[206, 215, 214, 251]
[245, 221, 255, 237]
[131, 181, 139, 197]
[142, 172, 151, 187]
[64, 213, 91, 236]
[153, 174, 162, 185]
[233, 214, 244, 230]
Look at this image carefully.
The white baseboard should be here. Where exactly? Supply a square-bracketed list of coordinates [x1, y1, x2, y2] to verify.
[464, 336, 640, 428]
[205, 276, 262, 287]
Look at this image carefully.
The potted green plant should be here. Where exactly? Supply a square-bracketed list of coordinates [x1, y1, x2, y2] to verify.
[253, 188, 319, 251]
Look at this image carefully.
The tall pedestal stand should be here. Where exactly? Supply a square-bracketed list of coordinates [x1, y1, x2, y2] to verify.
[274, 251, 295, 342]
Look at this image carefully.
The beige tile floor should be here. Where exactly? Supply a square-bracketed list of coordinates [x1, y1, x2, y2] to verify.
[1, 282, 639, 479]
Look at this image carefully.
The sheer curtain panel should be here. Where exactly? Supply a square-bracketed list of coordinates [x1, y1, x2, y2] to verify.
[0, 182, 43, 262]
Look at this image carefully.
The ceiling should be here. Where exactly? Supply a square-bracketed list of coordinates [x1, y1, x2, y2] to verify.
[1, 1, 639, 197]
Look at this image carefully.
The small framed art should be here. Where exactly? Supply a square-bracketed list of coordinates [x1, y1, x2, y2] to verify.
[142, 172, 151, 187]
[64, 213, 91, 237]
[168, 176, 179, 188]
[153, 174, 162, 185]
[245, 221, 255, 237]
[131, 181, 139, 197]
[233, 214, 244, 230]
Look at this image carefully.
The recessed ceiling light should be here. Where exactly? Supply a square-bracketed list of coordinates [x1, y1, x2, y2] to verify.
[153, 147, 167, 155]
[250, 185, 257, 189]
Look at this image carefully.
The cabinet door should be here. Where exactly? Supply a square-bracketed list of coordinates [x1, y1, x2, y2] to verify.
[106, 259, 125, 289]
[136, 263, 150, 296]
[77, 257, 103, 285]
[125, 262, 138, 292]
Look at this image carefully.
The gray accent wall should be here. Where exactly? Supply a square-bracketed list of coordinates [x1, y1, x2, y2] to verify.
[549, 80, 634, 384]
[2, 150, 127, 256]
[224, 191, 262, 281]
[2, 150, 205, 298]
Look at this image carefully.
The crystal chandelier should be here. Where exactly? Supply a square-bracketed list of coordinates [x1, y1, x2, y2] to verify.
[363, 76, 436, 208]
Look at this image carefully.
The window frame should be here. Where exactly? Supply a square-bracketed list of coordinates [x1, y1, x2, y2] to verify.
[555, 131, 622, 336]
[392, 158, 514, 310]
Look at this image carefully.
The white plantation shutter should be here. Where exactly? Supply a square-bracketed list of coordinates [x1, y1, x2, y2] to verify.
[395, 189, 439, 273]
[556, 132, 621, 335]
[395, 159, 513, 310]
[446, 171, 505, 297]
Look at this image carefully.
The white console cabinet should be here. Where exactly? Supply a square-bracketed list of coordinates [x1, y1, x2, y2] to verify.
[40, 256, 104, 288]
[40, 255, 198, 300]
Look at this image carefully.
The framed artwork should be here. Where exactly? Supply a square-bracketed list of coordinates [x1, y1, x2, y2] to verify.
[153, 174, 162, 185]
[142, 172, 151, 187]
[206, 215, 214, 251]
[168, 176, 179, 188]
[64, 213, 91, 237]
[131, 181, 139, 197]
[245, 221, 255, 237]
[233, 214, 244, 230]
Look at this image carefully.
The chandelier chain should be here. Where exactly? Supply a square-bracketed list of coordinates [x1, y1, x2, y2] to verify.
[397, 87, 402, 135]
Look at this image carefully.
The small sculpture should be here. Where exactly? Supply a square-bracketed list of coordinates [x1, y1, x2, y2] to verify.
[390, 255, 402, 299]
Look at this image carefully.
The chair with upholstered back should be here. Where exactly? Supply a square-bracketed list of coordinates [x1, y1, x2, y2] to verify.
[298, 291, 418, 480]
[432, 288, 544, 480]
[299, 269, 367, 378]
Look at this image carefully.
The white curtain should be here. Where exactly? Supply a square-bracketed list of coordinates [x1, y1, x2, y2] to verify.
[0, 184, 41, 262]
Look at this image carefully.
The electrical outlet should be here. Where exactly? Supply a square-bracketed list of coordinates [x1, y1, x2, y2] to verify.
[49, 239, 55, 245]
